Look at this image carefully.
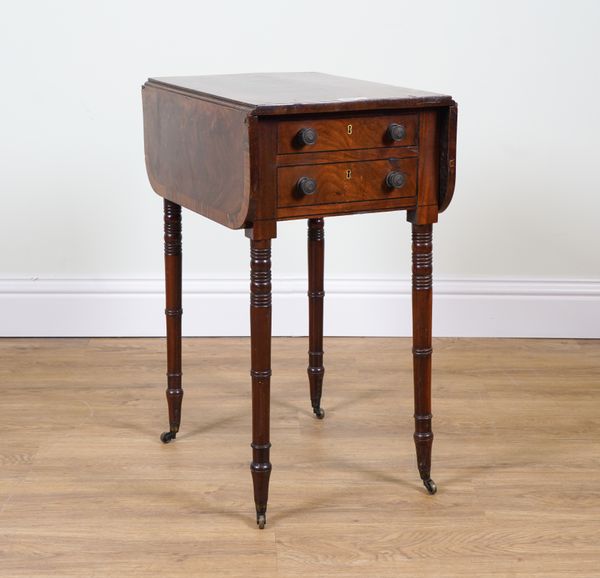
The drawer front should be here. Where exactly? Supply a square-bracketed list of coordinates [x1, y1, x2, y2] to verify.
[277, 157, 417, 208]
[277, 113, 417, 154]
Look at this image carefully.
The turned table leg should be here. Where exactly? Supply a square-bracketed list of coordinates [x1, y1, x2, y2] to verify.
[307, 218, 325, 419]
[160, 199, 183, 444]
[411, 224, 437, 494]
[249, 237, 273, 529]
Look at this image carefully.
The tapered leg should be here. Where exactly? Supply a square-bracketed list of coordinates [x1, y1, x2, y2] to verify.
[249, 238, 273, 528]
[307, 218, 325, 419]
[160, 199, 183, 444]
[411, 224, 437, 494]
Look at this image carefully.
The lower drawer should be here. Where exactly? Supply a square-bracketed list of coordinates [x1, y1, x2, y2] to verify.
[277, 157, 417, 208]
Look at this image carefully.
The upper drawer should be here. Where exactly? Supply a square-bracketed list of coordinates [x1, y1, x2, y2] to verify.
[277, 113, 418, 154]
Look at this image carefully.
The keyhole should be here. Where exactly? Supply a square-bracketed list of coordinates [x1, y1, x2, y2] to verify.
[346, 169, 352, 179]
[347, 124, 353, 135]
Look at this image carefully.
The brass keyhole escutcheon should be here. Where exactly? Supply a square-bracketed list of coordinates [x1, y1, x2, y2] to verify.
[346, 169, 352, 179]
[347, 124, 353, 135]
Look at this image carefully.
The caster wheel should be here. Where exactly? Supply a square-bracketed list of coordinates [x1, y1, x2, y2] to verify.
[313, 407, 325, 419]
[257, 514, 266, 529]
[423, 478, 437, 495]
[160, 431, 175, 444]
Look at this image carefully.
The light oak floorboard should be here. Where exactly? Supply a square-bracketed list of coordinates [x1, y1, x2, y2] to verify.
[0, 337, 598, 577]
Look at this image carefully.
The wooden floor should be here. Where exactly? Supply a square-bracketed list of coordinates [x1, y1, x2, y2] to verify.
[0, 337, 599, 577]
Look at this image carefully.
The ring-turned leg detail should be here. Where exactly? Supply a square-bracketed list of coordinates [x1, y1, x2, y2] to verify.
[411, 224, 436, 493]
[250, 239, 273, 528]
[307, 218, 325, 419]
[161, 199, 183, 443]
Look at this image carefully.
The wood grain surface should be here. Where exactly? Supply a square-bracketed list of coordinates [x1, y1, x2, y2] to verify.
[147, 72, 453, 116]
[1, 337, 598, 577]
[276, 112, 418, 154]
[143, 84, 252, 228]
[277, 157, 417, 209]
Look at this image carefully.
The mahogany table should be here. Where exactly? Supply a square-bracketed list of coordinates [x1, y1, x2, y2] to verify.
[142, 72, 457, 529]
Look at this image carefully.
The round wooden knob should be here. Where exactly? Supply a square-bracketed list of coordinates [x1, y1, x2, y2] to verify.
[295, 127, 318, 146]
[387, 123, 406, 142]
[385, 170, 406, 189]
[296, 176, 317, 196]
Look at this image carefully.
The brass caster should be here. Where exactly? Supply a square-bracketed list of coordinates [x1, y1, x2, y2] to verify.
[160, 431, 176, 444]
[257, 514, 266, 529]
[423, 478, 437, 495]
[313, 407, 325, 419]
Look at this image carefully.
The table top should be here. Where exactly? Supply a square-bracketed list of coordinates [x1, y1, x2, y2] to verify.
[146, 72, 453, 116]
[143, 72, 457, 229]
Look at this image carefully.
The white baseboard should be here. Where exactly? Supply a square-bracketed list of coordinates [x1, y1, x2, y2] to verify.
[1, 277, 599, 338]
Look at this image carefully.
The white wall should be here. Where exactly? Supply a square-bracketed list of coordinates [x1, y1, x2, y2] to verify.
[1, 0, 599, 337]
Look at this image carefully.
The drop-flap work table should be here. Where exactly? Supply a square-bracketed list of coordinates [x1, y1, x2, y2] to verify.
[142, 72, 457, 529]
